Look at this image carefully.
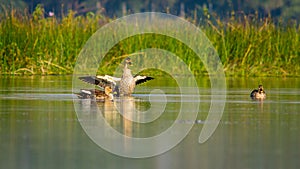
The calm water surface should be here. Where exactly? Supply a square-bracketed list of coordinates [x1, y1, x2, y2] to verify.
[0, 76, 299, 169]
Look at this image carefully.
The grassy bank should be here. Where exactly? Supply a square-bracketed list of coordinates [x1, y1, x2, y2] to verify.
[0, 6, 299, 76]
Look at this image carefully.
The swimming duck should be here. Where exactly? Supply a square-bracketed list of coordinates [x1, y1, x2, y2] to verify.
[79, 57, 154, 96]
[250, 85, 266, 99]
[76, 86, 114, 101]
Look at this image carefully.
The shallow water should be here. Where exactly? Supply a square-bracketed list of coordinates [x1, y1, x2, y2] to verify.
[0, 76, 300, 169]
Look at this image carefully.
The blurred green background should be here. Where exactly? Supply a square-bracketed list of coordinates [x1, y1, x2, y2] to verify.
[1, 0, 299, 20]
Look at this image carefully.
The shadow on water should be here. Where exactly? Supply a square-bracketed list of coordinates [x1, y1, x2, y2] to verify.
[0, 76, 300, 169]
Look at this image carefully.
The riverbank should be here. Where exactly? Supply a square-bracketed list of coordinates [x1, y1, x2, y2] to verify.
[0, 6, 299, 76]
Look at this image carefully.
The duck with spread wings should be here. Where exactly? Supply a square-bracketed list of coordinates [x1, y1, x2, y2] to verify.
[78, 57, 154, 98]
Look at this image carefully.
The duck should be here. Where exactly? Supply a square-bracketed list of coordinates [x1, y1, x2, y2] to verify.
[250, 85, 266, 99]
[76, 86, 114, 101]
[78, 57, 154, 96]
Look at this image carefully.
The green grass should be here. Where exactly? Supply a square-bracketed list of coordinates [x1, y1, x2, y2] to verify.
[0, 5, 299, 76]
[204, 17, 300, 76]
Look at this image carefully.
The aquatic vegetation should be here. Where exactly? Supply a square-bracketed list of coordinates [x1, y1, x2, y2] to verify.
[0, 5, 107, 75]
[0, 5, 299, 76]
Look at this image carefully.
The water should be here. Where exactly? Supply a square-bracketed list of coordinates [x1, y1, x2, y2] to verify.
[0, 76, 300, 169]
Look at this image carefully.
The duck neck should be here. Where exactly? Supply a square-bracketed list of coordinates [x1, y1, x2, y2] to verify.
[124, 63, 130, 70]
[123, 64, 132, 77]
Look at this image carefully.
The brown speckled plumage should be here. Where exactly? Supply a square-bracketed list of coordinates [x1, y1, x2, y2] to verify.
[250, 85, 266, 99]
[78, 57, 154, 97]
[76, 86, 114, 101]
[119, 58, 135, 96]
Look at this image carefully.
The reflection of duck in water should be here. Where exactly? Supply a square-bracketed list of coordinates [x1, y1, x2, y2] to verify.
[250, 85, 266, 99]
[76, 86, 114, 101]
[78, 57, 154, 97]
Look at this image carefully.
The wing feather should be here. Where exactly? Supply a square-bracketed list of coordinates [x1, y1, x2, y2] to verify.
[96, 75, 120, 84]
[79, 76, 114, 88]
[134, 75, 154, 85]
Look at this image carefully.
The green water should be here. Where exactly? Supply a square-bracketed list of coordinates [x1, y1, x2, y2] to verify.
[0, 76, 300, 169]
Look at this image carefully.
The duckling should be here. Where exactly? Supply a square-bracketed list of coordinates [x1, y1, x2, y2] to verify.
[78, 57, 154, 96]
[250, 85, 266, 99]
[77, 86, 114, 101]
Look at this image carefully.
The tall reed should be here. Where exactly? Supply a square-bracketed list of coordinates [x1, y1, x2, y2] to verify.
[0, 5, 107, 75]
[205, 15, 300, 76]
[0, 5, 299, 76]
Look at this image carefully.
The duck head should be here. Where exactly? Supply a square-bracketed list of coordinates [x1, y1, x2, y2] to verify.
[104, 86, 113, 95]
[124, 57, 132, 67]
[258, 85, 264, 93]
[104, 86, 114, 101]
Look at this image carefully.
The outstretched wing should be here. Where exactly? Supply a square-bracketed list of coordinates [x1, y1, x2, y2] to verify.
[96, 75, 121, 84]
[134, 75, 154, 85]
[79, 76, 115, 88]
